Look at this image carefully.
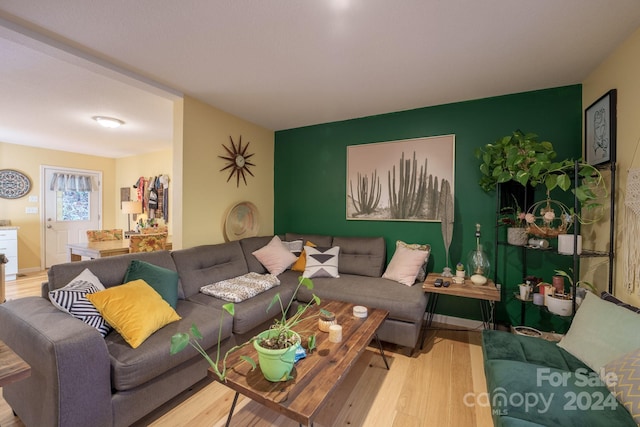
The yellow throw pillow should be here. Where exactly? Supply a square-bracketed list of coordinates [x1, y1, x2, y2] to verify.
[291, 241, 317, 272]
[87, 279, 181, 348]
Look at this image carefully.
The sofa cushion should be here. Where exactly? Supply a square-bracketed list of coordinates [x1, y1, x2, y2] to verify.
[123, 260, 179, 308]
[251, 235, 297, 275]
[239, 235, 277, 274]
[603, 348, 640, 424]
[48, 268, 112, 337]
[484, 359, 635, 426]
[47, 250, 184, 298]
[291, 241, 317, 272]
[382, 241, 430, 286]
[171, 241, 249, 299]
[558, 291, 640, 373]
[303, 246, 340, 278]
[187, 281, 297, 335]
[285, 233, 332, 247]
[200, 272, 280, 303]
[107, 300, 231, 391]
[332, 236, 386, 277]
[290, 271, 427, 323]
[397, 240, 431, 282]
[482, 330, 638, 426]
[87, 280, 181, 349]
[601, 291, 640, 313]
[482, 330, 587, 372]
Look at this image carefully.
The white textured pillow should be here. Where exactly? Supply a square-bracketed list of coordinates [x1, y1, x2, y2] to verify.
[558, 292, 640, 373]
[303, 246, 340, 278]
[48, 268, 112, 336]
[382, 243, 429, 286]
[252, 235, 298, 275]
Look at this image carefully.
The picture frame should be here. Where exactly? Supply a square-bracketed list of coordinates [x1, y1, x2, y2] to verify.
[584, 89, 617, 166]
[346, 134, 455, 222]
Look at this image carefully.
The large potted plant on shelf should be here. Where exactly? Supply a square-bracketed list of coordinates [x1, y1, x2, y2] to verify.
[170, 276, 322, 383]
[475, 130, 606, 218]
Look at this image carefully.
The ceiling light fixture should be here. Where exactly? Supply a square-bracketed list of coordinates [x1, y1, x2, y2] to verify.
[92, 116, 125, 128]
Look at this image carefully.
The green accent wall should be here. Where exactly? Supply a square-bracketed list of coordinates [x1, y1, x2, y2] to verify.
[274, 85, 582, 323]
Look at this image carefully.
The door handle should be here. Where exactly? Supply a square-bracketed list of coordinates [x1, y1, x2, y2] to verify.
[47, 224, 52, 229]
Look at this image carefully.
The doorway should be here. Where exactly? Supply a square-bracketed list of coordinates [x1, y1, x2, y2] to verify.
[42, 166, 102, 267]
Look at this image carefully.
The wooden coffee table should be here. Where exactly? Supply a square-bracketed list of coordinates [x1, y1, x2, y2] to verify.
[208, 299, 389, 427]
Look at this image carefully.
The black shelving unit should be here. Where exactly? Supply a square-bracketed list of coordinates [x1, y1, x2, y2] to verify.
[494, 160, 615, 325]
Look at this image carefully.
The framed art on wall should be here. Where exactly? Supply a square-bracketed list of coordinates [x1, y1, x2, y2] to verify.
[584, 89, 617, 166]
[346, 134, 455, 222]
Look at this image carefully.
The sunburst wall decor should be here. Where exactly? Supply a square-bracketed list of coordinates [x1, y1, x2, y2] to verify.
[219, 135, 255, 187]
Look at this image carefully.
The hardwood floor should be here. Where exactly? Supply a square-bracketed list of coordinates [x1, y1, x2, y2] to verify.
[0, 271, 494, 427]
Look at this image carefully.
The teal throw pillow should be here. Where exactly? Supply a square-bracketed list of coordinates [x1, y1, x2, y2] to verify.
[123, 260, 179, 308]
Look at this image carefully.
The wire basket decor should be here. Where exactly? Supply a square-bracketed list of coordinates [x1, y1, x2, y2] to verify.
[524, 199, 573, 238]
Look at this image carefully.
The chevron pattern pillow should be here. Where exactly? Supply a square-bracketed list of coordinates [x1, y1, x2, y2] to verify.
[303, 246, 340, 278]
[49, 268, 112, 337]
[603, 348, 640, 423]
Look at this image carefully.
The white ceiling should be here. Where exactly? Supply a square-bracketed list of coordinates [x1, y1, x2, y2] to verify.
[0, 1, 639, 158]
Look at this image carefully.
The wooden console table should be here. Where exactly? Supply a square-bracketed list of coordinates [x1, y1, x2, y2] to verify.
[0, 340, 31, 387]
[419, 272, 501, 349]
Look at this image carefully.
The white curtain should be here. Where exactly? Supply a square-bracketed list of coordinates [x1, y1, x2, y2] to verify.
[49, 173, 96, 192]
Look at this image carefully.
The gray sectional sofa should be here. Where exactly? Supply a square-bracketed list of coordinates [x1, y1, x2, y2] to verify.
[0, 233, 428, 427]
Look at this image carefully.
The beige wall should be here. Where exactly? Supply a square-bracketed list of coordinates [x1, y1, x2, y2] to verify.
[0, 94, 274, 273]
[582, 27, 640, 303]
[0, 141, 116, 271]
[115, 149, 173, 233]
[179, 96, 274, 248]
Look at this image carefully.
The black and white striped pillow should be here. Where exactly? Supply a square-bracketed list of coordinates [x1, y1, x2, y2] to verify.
[49, 269, 112, 337]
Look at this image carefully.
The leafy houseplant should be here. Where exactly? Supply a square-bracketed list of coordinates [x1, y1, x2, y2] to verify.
[170, 276, 322, 382]
[475, 130, 606, 213]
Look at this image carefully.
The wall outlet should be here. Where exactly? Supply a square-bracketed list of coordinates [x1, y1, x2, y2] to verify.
[28, 195, 38, 202]
[25, 207, 38, 214]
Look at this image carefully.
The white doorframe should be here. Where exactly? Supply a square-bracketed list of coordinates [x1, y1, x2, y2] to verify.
[40, 165, 103, 269]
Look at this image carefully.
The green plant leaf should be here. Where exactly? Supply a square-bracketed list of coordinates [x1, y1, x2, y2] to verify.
[190, 324, 203, 340]
[312, 294, 321, 306]
[545, 174, 558, 191]
[170, 333, 190, 354]
[308, 334, 316, 352]
[223, 302, 235, 316]
[557, 174, 571, 191]
[299, 277, 314, 290]
[267, 293, 281, 312]
[240, 355, 257, 370]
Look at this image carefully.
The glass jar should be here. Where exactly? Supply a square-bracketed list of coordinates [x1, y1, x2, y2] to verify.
[318, 312, 337, 332]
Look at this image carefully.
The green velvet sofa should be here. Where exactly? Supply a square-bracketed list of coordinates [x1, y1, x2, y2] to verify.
[482, 290, 640, 426]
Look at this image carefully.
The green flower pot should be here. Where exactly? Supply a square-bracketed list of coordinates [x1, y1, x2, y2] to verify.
[254, 330, 300, 382]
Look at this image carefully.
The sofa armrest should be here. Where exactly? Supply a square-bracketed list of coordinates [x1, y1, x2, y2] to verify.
[0, 297, 112, 427]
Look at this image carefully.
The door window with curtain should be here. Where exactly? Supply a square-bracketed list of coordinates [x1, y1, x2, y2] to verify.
[43, 168, 101, 267]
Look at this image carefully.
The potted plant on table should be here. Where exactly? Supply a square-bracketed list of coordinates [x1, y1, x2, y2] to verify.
[170, 276, 322, 383]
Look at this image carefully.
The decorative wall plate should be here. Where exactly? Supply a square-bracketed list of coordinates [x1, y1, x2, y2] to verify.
[0, 169, 31, 199]
[224, 201, 259, 241]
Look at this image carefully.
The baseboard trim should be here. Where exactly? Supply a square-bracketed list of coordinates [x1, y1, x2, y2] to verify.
[430, 313, 485, 330]
[18, 267, 42, 276]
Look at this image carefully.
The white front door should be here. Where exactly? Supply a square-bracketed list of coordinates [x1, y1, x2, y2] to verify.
[43, 166, 102, 267]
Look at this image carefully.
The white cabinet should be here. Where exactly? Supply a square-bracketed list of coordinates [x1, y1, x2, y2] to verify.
[0, 228, 18, 281]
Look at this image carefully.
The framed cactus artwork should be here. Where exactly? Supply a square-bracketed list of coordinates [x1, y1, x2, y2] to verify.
[346, 134, 455, 222]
